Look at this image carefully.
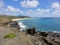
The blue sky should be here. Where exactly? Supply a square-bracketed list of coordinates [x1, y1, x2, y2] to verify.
[0, 0, 60, 17]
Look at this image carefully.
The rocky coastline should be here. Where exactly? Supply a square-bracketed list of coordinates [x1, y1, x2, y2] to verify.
[25, 28, 60, 45]
[0, 16, 60, 45]
[0, 24, 60, 45]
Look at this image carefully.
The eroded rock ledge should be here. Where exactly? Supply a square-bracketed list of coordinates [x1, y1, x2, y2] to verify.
[25, 28, 60, 45]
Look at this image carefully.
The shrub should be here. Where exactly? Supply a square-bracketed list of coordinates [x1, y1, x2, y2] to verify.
[4, 33, 16, 39]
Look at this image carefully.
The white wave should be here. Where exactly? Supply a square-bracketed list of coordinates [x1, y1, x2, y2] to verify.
[52, 31, 60, 33]
[18, 21, 27, 31]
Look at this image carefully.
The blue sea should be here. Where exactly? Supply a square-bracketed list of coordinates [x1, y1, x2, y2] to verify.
[19, 18, 60, 32]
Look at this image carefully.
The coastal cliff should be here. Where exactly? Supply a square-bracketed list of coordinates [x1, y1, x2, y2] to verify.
[0, 15, 60, 45]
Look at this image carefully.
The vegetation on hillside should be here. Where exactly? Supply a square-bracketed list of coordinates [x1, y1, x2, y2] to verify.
[0, 15, 30, 23]
[4, 33, 16, 39]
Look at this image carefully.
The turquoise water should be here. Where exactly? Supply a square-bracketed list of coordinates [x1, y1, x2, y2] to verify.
[19, 18, 60, 32]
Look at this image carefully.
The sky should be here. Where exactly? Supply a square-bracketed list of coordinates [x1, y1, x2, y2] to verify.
[0, 0, 60, 17]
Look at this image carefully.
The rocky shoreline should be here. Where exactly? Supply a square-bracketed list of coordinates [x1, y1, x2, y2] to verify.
[0, 24, 60, 45]
[25, 28, 60, 45]
[0, 17, 60, 45]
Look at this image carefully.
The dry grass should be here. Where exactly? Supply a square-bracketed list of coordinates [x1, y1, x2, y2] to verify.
[0, 16, 10, 23]
[0, 15, 19, 26]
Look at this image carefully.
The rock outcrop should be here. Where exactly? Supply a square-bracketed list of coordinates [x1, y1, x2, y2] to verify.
[25, 28, 60, 45]
[26, 28, 36, 35]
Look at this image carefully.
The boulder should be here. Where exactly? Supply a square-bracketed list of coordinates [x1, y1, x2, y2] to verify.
[26, 28, 36, 35]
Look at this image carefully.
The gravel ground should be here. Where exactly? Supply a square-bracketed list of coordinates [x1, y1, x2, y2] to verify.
[0, 26, 34, 45]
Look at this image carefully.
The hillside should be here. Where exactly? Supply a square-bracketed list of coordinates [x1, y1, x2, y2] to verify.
[0, 15, 30, 23]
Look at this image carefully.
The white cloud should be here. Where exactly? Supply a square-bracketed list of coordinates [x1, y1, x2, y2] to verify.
[6, 6, 23, 14]
[45, 9, 50, 13]
[20, 0, 39, 8]
[52, 2, 60, 9]
[51, 2, 60, 17]
[7, 6, 19, 12]
[25, 8, 51, 17]
[0, 5, 23, 16]
[25, 5, 60, 17]
[0, 0, 4, 8]
[22, 2, 60, 17]
[0, 0, 60, 17]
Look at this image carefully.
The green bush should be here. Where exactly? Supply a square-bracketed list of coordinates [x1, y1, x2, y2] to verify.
[4, 33, 16, 39]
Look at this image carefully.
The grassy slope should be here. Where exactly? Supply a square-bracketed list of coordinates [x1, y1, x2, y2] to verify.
[0, 15, 18, 23]
[0, 15, 30, 23]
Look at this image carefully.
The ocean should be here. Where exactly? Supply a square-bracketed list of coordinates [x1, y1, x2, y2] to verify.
[18, 17, 60, 32]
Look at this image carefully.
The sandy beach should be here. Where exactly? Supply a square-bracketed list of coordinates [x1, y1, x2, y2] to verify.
[11, 18, 31, 21]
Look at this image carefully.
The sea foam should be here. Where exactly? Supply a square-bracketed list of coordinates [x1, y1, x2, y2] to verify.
[18, 21, 27, 31]
[52, 31, 60, 33]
